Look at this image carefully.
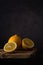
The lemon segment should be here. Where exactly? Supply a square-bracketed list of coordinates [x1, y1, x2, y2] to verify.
[3, 42, 17, 52]
[22, 38, 34, 49]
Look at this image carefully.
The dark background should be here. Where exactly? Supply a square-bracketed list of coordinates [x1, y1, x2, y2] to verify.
[0, 0, 43, 64]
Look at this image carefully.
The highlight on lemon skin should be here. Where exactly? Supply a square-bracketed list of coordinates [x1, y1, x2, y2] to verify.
[8, 34, 22, 47]
[22, 38, 34, 49]
[3, 42, 17, 52]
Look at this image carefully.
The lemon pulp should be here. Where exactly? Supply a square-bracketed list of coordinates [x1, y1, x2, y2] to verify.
[22, 38, 34, 49]
[4, 42, 17, 52]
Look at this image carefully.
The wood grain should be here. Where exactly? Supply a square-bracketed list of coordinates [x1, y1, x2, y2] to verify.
[0, 48, 37, 58]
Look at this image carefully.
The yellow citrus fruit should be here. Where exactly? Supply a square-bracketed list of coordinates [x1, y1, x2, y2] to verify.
[3, 42, 17, 52]
[22, 38, 34, 49]
[8, 34, 21, 47]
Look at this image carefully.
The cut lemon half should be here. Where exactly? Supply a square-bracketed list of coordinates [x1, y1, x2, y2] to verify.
[3, 42, 17, 52]
[8, 34, 21, 47]
[22, 38, 34, 49]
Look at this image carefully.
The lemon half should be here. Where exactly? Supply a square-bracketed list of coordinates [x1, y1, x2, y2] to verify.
[22, 38, 34, 49]
[3, 42, 17, 52]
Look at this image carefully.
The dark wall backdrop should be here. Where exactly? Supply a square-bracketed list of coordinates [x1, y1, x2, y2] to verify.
[0, 1, 43, 51]
[0, 0, 43, 64]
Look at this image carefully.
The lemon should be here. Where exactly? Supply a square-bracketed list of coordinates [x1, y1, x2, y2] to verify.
[8, 34, 21, 47]
[22, 38, 34, 49]
[3, 42, 17, 52]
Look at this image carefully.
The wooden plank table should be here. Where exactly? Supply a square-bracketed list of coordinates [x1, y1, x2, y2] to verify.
[0, 48, 37, 59]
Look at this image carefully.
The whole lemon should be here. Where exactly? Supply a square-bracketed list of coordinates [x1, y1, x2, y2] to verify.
[8, 34, 22, 47]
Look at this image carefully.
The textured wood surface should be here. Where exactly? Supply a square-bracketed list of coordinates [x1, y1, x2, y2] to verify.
[0, 48, 37, 58]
